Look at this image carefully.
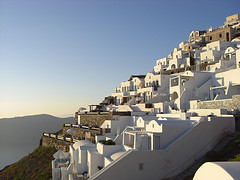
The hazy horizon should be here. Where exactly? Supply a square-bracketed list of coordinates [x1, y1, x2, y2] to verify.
[0, 113, 75, 119]
[0, 114, 74, 170]
[0, 0, 239, 118]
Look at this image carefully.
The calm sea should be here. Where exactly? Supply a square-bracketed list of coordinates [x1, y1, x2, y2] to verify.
[0, 114, 74, 170]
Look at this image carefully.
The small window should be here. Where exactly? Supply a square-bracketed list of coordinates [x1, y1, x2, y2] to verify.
[210, 36, 212, 40]
[152, 124, 154, 128]
[219, 33, 222, 38]
[139, 163, 143, 171]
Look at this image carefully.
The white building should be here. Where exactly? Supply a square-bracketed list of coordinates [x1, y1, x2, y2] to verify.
[52, 111, 235, 180]
[52, 15, 240, 180]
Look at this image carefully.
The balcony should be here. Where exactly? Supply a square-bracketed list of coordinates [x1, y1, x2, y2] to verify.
[122, 92, 130, 97]
[129, 91, 137, 96]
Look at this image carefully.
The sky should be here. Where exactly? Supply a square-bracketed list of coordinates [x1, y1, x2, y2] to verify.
[0, 0, 239, 118]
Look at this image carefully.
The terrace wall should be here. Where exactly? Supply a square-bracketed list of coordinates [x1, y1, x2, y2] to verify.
[197, 95, 240, 112]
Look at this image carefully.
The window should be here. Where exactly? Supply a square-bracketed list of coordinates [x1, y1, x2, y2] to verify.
[219, 33, 222, 38]
[148, 136, 151, 150]
[171, 77, 179, 87]
[152, 124, 154, 128]
[139, 163, 143, 171]
[171, 64, 176, 69]
[226, 32, 229, 41]
[210, 36, 212, 40]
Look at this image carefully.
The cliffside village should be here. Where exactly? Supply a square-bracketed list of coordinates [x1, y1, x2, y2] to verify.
[43, 14, 240, 180]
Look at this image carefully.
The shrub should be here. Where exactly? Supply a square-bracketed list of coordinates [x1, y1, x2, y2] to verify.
[99, 140, 115, 145]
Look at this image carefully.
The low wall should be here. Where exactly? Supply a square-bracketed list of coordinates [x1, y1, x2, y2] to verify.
[188, 109, 227, 116]
[74, 112, 113, 126]
[161, 62, 216, 75]
[41, 136, 72, 152]
[62, 124, 111, 143]
[197, 95, 240, 112]
[74, 112, 132, 126]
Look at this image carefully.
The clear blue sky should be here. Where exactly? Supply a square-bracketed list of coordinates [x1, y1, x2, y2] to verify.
[0, 0, 239, 118]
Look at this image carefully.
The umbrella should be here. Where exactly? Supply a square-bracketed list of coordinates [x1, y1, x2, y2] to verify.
[67, 128, 77, 133]
[53, 150, 69, 159]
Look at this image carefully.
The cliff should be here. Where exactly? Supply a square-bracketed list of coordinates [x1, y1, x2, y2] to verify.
[0, 146, 57, 180]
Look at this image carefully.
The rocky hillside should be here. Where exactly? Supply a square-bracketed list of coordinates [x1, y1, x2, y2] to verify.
[0, 146, 57, 180]
[0, 114, 74, 170]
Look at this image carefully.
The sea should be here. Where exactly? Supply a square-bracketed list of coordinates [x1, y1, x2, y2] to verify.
[0, 114, 74, 170]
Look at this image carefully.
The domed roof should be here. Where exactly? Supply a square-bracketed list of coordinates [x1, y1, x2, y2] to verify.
[73, 140, 94, 150]
[193, 162, 240, 180]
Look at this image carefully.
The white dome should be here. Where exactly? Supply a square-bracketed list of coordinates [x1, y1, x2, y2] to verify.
[193, 162, 240, 180]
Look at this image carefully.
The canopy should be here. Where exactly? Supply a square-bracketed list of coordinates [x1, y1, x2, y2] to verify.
[67, 128, 77, 133]
[53, 150, 70, 159]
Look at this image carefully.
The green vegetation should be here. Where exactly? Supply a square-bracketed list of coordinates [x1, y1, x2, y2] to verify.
[184, 131, 240, 180]
[99, 139, 115, 145]
[206, 131, 240, 161]
[0, 146, 57, 180]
